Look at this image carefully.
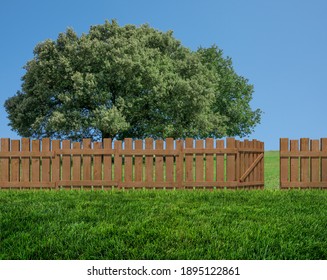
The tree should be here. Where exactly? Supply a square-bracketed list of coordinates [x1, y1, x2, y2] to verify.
[5, 20, 261, 141]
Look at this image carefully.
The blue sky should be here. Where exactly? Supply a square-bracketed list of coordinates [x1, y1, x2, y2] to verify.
[0, 0, 326, 150]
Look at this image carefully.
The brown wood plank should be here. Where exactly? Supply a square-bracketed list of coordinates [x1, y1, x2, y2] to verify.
[41, 139, 51, 183]
[195, 140, 204, 182]
[72, 142, 81, 182]
[280, 151, 327, 157]
[175, 140, 184, 188]
[310, 139, 320, 183]
[145, 138, 153, 183]
[244, 140, 250, 183]
[255, 141, 261, 183]
[123, 138, 133, 183]
[10, 140, 20, 183]
[51, 140, 60, 184]
[62, 140, 71, 183]
[226, 138, 236, 182]
[134, 140, 143, 182]
[114, 141, 122, 187]
[185, 138, 194, 182]
[0, 138, 10, 184]
[248, 140, 256, 182]
[0, 181, 55, 188]
[31, 140, 41, 183]
[235, 140, 240, 182]
[82, 139, 92, 181]
[238, 141, 245, 183]
[280, 181, 327, 189]
[21, 138, 30, 183]
[290, 140, 299, 182]
[260, 141, 264, 185]
[216, 140, 225, 182]
[155, 140, 164, 183]
[184, 148, 238, 154]
[58, 180, 118, 187]
[205, 138, 214, 182]
[93, 142, 103, 181]
[321, 138, 327, 183]
[103, 139, 112, 183]
[165, 138, 174, 183]
[254, 141, 264, 185]
[300, 138, 309, 183]
[280, 138, 289, 186]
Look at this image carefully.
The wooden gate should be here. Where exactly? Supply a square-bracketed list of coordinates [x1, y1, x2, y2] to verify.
[0, 137, 264, 190]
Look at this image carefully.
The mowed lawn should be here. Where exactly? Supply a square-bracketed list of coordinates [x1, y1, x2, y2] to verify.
[264, 151, 279, 189]
[1, 151, 327, 260]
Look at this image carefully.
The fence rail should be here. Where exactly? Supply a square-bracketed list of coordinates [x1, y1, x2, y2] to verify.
[0, 137, 264, 190]
[280, 138, 327, 189]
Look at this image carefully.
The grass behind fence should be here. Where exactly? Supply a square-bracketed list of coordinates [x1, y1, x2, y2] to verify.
[264, 151, 279, 189]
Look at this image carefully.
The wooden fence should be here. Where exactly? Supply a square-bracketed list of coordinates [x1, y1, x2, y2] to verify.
[280, 138, 327, 189]
[0, 138, 264, 190]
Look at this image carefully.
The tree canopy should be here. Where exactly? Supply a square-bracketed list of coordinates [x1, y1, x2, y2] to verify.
[5, 20, 261, 141]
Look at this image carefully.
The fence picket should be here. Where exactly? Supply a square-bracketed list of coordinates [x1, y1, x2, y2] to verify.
[42, 138, 51, 184]
[145, 138, 153, 183]
[176, 140, 183, 189]
[21, 138, 30, 183]
[226, 138, 236, 183]
[300, 138, 309, 183]
[62, 140, 71, 185]
[185, 138, 193, 183]
[155, 140, 164, 183]
[290, 140, 299, 183]
[124, 138, 133, 184]
[93, 142, 103, 182]
[280, 138, 288, 188]
[310, 140, 320, 185]
[103, 138, 112, 185]
[73, 142, 81, 183]
[83, 139, 92, 182]
[165, 138, 174, 184]
[195, 140, 204, 184]
[1, 139, 10, 185]
[11, 140, 20, 183]
[52, 140, 60, 186]
[205, 138, 214, 182]
[114, 141, 122, 187]
[134, 140, 143, 184]
[216, 140, 224, 183]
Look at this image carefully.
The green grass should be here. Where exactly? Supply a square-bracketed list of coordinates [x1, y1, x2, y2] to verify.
[1, 190, 327, 260]
[264, 151, 279, 189]
[1, 151, 327, 260]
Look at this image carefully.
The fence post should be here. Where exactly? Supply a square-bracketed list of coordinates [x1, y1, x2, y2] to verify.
[321, 138, 327, 183]
[280, 138, 289, 189]
[0, 138, 10, 186]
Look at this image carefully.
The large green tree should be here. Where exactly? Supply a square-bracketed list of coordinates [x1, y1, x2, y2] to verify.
[5, 20, 261, 141]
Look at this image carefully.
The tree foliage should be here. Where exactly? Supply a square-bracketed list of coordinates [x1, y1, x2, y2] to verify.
[5, 20, 261, 141]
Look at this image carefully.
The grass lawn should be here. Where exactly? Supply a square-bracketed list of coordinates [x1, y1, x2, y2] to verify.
[264, 151, 279, 189]
[1, 150, 327, 260]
